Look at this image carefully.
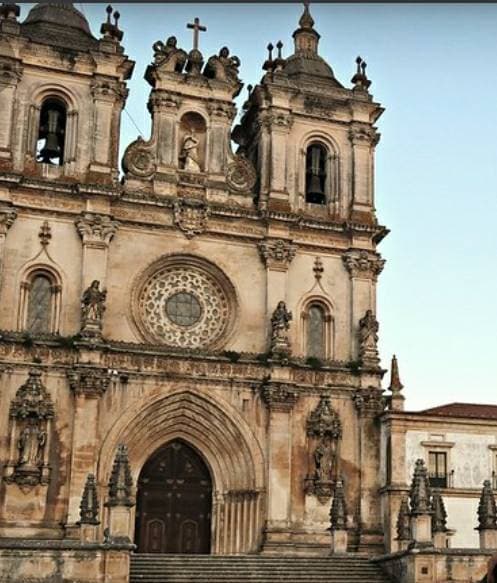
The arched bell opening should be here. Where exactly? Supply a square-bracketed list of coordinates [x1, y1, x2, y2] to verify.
[135, 439, 213, 554]
[36, 97, 67, 166]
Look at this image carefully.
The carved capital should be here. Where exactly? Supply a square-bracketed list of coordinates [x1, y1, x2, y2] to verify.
[173, 198, 209, 239]
[258, 239, 297, 271]
[207, 101, 236, 121]
[260, 381, 298, 412]
[349, 123, 380, 146]
[0, 207, 17, 235]
[0, 59, 22, 87]
[91, 78, 128, 104]
[68, 367, 112, 398]
[342, 249, 385, 281]
[76, 212, 119, 248]
[148, 91, 181, 112]
[352, 388, 386, 418]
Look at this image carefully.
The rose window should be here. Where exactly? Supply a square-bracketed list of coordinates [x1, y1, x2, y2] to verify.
[136, 261, 234, 349]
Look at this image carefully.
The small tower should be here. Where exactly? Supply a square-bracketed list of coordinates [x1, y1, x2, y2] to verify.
[0, 3, 134, 182]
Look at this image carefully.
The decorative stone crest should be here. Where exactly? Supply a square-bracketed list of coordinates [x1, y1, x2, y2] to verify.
[68, 367, 112, 398]
[305, 396, 342, 500]
[352, 388, 386, 417]
[38, 221, 51, 247]
[80, 280, 106, 340]
[477, 480, 497, 530]
[122, 136, 156, 178]
[396, 497, 411, 542]
[330, 478, 347, 531]
[342, 249, 385, 281]
[4, 370, 54, 489]
[106, 444, 134, 508]
[260, 381, 299, 412]
[173, 198, 209, 239]
[270, 301, 292, 359]
[79, 473, 100, 525]
[313, 257, 324, 281]
[409, 459, 432, 515]
[258, 239, 297, 271]
[0, 207, 17, 235]
[76, 213, 119, 248]
[358, 309, 380, 367]
[431, 490, 448, 534]
[226, 155, 257, 194]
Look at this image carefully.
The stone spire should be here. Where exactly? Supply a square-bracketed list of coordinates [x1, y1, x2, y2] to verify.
[409, 459, 432, 515]
[396, 496, 411, 542]
[330, 478, 347, 531]
[477, 480, 497, 530]
[293, 1, 320, 55]
[106, 444, 134, 507]
[388, 354, 405, 411]
[431, 491, 448, 534]
[79, 473, 100, 525]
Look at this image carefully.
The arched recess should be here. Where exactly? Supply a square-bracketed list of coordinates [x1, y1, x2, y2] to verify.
[298, 295, 335, 361]
[298, 131, 341, 213]
[98, 389, 265, 554]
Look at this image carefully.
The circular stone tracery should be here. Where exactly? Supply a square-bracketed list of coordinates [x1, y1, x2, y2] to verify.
[136, 259, 235, 349]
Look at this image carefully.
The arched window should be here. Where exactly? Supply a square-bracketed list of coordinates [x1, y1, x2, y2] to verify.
[19, 269, 61, 335]
[306, 303, 326, 359]
[36, 97, 67, 166]
[305, 143, 327, 205]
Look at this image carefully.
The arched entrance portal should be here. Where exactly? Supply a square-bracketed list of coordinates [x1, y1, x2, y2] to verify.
[135, 440, 212, 554]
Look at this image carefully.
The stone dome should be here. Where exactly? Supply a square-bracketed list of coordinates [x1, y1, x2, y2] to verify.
[24, 3, 91, 34]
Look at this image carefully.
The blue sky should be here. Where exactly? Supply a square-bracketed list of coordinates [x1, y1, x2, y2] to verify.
[24, 3, 497, 410]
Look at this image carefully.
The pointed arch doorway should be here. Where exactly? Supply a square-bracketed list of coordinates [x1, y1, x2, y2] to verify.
[135, 440, 212, 554]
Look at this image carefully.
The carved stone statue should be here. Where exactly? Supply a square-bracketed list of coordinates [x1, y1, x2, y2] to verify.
[152, 35, 187, 72]
[81, 280, 106, 322]
[358, 309, 380, 366]
[313, 439, 335, 483]
[180, 130, 201, 172]
[17, 418, 45, 469]
[205, 46, 242, 91]
[270, 301, 292, 357]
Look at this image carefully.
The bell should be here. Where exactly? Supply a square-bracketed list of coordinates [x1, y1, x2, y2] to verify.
[308, 173, 324, 197]
[39, 109, 62, 164]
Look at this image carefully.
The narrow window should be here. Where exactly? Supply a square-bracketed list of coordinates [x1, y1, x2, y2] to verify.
[26, 274, 52, 334]
[37, 98, 67, 166]
[307, 304, 326, 359]
[428, 451, 447, 488]
[305, 144, 327, 205]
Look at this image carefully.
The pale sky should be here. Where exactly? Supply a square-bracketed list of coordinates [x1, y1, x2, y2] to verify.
[23, 3, 497, 410]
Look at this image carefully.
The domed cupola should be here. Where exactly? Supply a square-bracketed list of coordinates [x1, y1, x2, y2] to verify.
[22, 2, 98, 50]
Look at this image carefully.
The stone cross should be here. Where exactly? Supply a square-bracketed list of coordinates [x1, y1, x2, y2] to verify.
[187, 17, 206, 51]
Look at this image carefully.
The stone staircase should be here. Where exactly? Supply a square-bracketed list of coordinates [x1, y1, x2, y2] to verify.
[130, 554, 394, 583]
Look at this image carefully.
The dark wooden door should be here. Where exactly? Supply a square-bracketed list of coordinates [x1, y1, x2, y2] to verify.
[135, 440, 212, 554]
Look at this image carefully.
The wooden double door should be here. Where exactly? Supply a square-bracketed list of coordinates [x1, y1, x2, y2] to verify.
[135, 440, 212, 554]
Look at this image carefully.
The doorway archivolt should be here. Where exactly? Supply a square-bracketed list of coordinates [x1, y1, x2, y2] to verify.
[98, 389, 265, 554]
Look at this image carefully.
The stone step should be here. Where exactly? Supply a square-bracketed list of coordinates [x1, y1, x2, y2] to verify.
[130, 555, 394, 583]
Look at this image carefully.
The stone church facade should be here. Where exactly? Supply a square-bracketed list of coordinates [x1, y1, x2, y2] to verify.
[0, 3, 494, 583]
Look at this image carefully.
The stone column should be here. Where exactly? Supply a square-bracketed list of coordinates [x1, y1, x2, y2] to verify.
[65, 367, 111, 529]
[342, 250, 384, 362]
[267, 110, 292, 210]
[477, 480, 497, 549]
[261, 372, 299, 549]
[409, 458, 433, 548]
[0, 57, 21, 165]
[348, 123, 378, 222]
[207, 102, 235, 176]
[104, 444, 135, 543]
[75, 212, 119, 289]
[150, 91, 180, 168]
[0, 206, 16, 285]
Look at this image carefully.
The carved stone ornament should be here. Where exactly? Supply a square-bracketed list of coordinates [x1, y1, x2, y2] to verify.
[91, 77, 128, 104]
[258, 239, 297, 271]
[80, 280, 106, 340]
[226, 155, 257, 194]
[79, 473, 100, 525]
[431, 490, 448, 534]
[151, 36, 188, 72]
[305, 396, 342, 501]
[330, 478, 348, 531]
[409, 459, 432, 516]
[396, 497, 411, 541]
[352, 388, 386, 417]
[342, 250, 385, 281]
[39, 221, 51, 247]
[260, 380, 299, 412]
[122, 136, 156, 178]
[106, 444, 135, 508]
[5, 370, 54, 489]
[270, 301, 292, 359]
[76, 212, 119, 247]
[0, 207, 17, 235]
[204, 46, 242, 94]
[349, 123, 380, 147]
[477, 480, 497, 531]
[68, 367, 112, 398]
[358, 309, 380, 367]
[173, 198, 209, 238]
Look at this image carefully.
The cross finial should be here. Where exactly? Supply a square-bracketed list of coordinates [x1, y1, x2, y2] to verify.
[187, 17, 207, 51]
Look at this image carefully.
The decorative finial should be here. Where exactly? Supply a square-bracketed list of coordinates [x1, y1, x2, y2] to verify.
[477, 480, 497, 530]
[389, 355, 404, 394]
[409, 459, 432, 515]
[330, 478, 347, 531]
[106, 444, 134, 508]
[431, 490, 448, 534]
[351, 56, 372, 92]
[263, 42, 274, 72]
[396, 497, 411, 541]
[100, 4, 123, 42]
[299, 0, 315, 30]
[0, 2, 20, 21]
[187, 17, 207, 52]
[79, 473, 100, 525]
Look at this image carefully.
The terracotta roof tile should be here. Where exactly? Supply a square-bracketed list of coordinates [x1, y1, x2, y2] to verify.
[419, 402, 497, 420]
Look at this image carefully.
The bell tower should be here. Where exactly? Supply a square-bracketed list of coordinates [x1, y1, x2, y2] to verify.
[0, 2, 134, 183]
[237, 2, 383, 224]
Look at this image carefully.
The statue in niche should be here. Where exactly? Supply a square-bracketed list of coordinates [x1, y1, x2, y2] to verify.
[180, 130, 201, 172]
[81, 280, 106, 323]
[270, 301, 292, 357]
[313, 438, 337, 483]
[152, 35, 187, 73]
[17, 418, 46, 469]
[358, 309, 380, 366]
